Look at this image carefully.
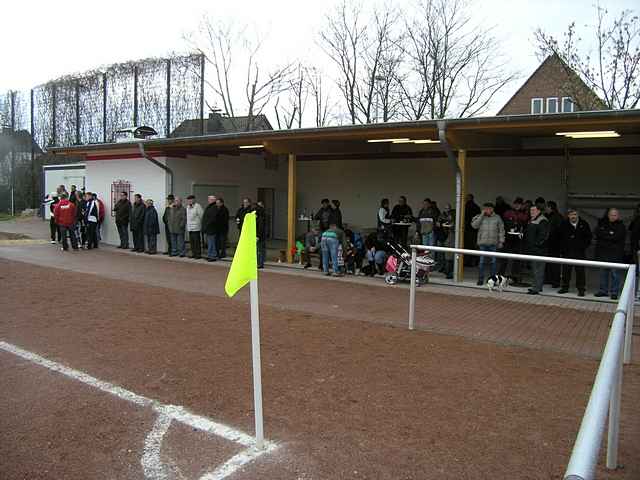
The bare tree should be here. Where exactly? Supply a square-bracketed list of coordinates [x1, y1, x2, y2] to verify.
[188, 17, 295, 130]
[355, 7, 404, 123]
[535, 5, 640, 110]
[306, 67, 335, 127]
[400, 0, 516, 119]
[319, 0, 367, 124]
[274, 63, 308, 129]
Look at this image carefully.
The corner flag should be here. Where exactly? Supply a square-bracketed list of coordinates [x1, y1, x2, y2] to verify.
[225, 212, 258, 297]
[223, 210, 264, 449]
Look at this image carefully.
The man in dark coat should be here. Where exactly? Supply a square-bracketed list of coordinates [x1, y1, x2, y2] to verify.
[84, 191, 101, 250]
[215, 197, 230, 259]
[464, 194, 481, 266]
[525, 205, 549, 295]
[162, 195, 174, 255]
[130, 193, 146, 253]
[201, 195, 219, 261]
[330, 200, 343, 229]
[113, 191, 131, 249]
[595, 208, 626, 300]
[558, 209, 592, 296]
[255, 202, 267, 268]
[143, 199, 160, 254]
[630, 203, 640, 266]
[314, 198, 333, 233]
[235, 197, 253, 232]
[47, 194, 61, 244]
[544, 200, 563, 288]
[494, 196, 510, 218]
[498, 197, 528, 283]
[390, 196, 414, 246]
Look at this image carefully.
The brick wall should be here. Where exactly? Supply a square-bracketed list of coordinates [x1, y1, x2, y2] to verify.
[498, 55, 605, 115]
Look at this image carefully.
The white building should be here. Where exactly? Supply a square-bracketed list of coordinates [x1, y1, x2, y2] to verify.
[51, 110, 640, 279]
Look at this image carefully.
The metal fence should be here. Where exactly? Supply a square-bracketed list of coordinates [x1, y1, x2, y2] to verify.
[406, 245, 638, 479]
[1, 54, 204, 150]
[0, 54, 204, 213]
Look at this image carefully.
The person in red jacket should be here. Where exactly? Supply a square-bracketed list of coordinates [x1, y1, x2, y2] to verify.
[54, 193, 78, 251]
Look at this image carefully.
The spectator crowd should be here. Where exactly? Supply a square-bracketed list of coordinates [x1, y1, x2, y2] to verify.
[46, 186, 269, 268]
[45, 185, 640, 299]
[300, 194, 640, 300]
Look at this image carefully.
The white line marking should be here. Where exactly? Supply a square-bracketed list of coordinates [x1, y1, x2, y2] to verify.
[142, 414, 173, 480]
[156, 405, 256, 447]
[199, 443, 279, 480]
[0, 340, 278, 480]
[0, 341, 152, 407]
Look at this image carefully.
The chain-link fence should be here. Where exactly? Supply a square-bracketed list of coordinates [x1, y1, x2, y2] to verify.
[0, 54, 204, 214]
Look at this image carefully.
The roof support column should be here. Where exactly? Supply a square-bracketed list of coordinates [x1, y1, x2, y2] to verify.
[454, 149, 467, 282]
[287, 153, 297, 263]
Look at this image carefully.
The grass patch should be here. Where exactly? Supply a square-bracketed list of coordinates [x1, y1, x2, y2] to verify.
[0, 213, 15, 221]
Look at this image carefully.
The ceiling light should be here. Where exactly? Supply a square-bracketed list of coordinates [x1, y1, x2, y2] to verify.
[367, 138, 410, 143]
[392, 139, 440, 144]
[556, 131, 620, 138]
[238, 144, 264, 149]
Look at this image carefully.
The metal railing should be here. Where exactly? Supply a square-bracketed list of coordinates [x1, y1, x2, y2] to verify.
[407, 245, 637, 479]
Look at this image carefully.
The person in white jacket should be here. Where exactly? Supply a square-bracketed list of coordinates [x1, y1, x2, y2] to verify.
[186, 195, 204, 259]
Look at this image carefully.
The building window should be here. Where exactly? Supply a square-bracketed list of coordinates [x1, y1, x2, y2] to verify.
[562, 97, 574, 112]
[111, 180, 132, 216]
[531, 98, 543, 114]
[547, 97, 558, 114]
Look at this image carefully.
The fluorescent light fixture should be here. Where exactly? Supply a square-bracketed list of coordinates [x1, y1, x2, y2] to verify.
[238, 144, 264, 149]
[556, 130, 620, 138]
[367, 138, 410, 143]
[392, 139, 440, 144]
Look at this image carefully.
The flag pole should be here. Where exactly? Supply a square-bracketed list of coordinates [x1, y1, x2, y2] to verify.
[249, 278, 264, 449]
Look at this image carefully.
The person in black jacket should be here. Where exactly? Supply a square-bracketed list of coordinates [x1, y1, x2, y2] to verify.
[595, 208, 626, 300]
[130, 194, 146, 253]
[557, 209, 592, 296]
[390, 196, 414, 246]
[84, 191, 101, 249]
[47, 194, 61, 244]
[630, 203, 640, 266]
[464, 194, 481, 266]
[143, 199, 160, 254]
[330, 200, 343, 229]
[235, 197, 253, 232]
[525, 205, 549, 295]
[113, 191, 131, 249]
[201, 195, 219, 262]
[215, 197, 230, 259]
[162, 195, 174, 255]
[544, 201, 563, 288]
[255, 202, 267, 268]
[314, 199, 333, 233]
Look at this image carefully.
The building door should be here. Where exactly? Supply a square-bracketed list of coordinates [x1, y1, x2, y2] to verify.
[257, 187, 275, 240]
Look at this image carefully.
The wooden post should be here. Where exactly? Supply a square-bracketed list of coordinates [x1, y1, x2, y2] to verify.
[287, 153, 297, 263]
[456, 149, 467, 282]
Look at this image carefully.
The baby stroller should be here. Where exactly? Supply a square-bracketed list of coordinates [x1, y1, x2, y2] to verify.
[384, 240, 435, 286]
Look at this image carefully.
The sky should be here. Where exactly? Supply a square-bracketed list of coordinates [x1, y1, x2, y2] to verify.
[0, 0, 637, 120]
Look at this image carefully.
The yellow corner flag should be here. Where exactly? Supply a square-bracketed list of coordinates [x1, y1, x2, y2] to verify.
[225, 211, 258, 297]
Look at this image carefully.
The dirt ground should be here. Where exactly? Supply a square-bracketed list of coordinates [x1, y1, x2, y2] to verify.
[0, 258, 638, 480]
[0, 232, 30, 240]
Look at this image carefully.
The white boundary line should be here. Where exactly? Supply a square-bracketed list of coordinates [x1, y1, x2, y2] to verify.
[0, 340, 277, 480]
